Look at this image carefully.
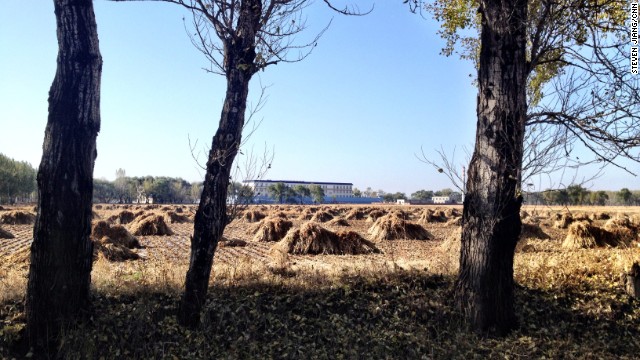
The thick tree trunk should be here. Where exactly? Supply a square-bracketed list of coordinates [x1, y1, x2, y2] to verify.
[25, 0, 102, 352]
[178, 0, 261, 328]
[455, 0, 528, 335]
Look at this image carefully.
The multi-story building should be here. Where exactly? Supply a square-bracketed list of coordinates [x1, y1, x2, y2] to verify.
[243, 179, 354, 198]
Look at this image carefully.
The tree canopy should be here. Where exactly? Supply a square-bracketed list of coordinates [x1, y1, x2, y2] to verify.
[0, 153, 37, 204]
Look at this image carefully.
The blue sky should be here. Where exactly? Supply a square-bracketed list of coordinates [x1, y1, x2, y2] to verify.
[0, 1, 637, 195]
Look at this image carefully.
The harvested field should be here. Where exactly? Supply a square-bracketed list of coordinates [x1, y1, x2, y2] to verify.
[1, 204, 640, 359]
[0, 210, 35, 225]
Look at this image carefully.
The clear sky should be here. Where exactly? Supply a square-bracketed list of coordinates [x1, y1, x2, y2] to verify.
[0, 1, 637, 195]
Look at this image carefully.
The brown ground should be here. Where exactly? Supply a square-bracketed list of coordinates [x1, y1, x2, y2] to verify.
[1, 204, 640, 358]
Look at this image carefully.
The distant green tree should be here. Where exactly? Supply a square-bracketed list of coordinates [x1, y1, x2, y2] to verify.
[228, 181, 254, 205]
[542, 189, 569, 205]
[0, 153, 37, 203]
[292, 185, 311, 204]
[393, 192, 407, 200]
[589, 191, 608, 206]
[93, 179, 117, 203]
[309, 184, 325, 204]
[411, 189, 434, 200]
[567, 184, 589, 205]
[352, 188, 362, 197]
[381, 193, 393, 203]
[268, 182, 290, 204]
[617, 188, 633, 205]
[190, 182, 203, 203]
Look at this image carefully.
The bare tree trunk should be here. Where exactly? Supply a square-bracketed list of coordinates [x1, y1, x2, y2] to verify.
[178, 0, 261, 328]
[25, 0, 102, 352]
[455, 0, 528, 335]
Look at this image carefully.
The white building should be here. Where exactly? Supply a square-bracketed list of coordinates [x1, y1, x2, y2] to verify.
[243, 180, 354, 198]
[432, 196, 452, 204]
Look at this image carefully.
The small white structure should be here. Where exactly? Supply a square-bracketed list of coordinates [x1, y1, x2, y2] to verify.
[432, 196, 451, 204]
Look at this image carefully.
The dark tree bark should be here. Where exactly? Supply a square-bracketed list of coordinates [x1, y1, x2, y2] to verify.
[25, 0, 102, 352]
[177, 0, 261, 327]
[455, 0, 528, 335]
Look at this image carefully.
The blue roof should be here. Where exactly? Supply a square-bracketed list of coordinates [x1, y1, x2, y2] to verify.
[244, 179, 353, 186]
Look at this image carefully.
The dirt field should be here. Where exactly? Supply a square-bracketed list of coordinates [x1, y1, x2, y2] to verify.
[1, 203, 640, 358]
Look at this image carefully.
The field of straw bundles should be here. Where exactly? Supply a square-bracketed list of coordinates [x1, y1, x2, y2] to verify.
[1, 204, 640, 358]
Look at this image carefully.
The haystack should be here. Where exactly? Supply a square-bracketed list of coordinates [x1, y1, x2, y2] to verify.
[310, 211, 334, 223]
[218, 238, 248, 248]
[274, 222, 378, 255]
[128, 214, 174, 236]
[445, 216, 462, 227]
[327, 218, 350, 227]
[389, 210, 411, 220]
[252, 217, 293, 242]
[0, 226, 14, 239]
[439, 227, 461, 254]
[603, 217, 637, 243]
[553, 213, 576, 229]
[244, 209, 266, 223]
[365, 209, 386, 223]
[268, 211, 289, 219]
[444, 208, 461, 218]
[107, 210, 136, 225]
[94, 237, 140, 261]
[164, 211, 192, 224]
[590, 212, 611, 221]
[91, 221, 142, 249]
[368, 214, 431, 241]
[417, 209, 446, 224]
[344, 208, 365, 220]
[297, 208, 316, 221]
[0, 211, 35, 225]
[520, 223, 549, 240]
[562, 221, 628, 249]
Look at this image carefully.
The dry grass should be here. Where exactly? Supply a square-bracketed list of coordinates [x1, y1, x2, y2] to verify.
[128, 214, 174, 236]
[309, 210, 334, 223]
[273, 222, 378, 255]
[0, 226, 14, 239]
[91, 221, 141, 249]
[344, 208, 365, 220]
[562, 221, 630, 249]
[365, 209, 386, 223]
[553, 213, 576, 229]
[327, 218, 350, 227]
[94, 237, 141, 262]
[0, 211, 35, 225]
[252, 217, 293, 242]
[368, 214, 431, 241]
[106, 210, 137, 225]
[163, 211, 192, 224]
[243, 209, 266, 223]
[2, 204, 640, 359]
[417, 209, 446, 224]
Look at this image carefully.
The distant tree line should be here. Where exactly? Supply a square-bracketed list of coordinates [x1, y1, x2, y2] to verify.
[92, 169, 201, 204]
[0, 153, 37, 204]
[524, 185, 640, 206]
[266, 182, 325, 204]
[351, 186, 463, 203]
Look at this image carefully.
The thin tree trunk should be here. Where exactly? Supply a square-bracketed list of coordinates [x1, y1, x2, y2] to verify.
[455, 0, 528, 335]
[178, 0, 261, 328]
[25, 0, 102, 352]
